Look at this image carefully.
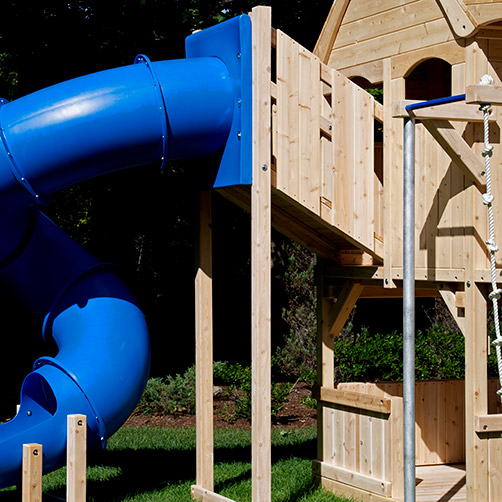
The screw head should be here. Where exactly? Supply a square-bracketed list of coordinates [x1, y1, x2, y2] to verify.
[262, 164, 268, 171]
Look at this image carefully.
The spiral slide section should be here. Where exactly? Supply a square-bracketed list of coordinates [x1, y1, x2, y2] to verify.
[0, 14, 251, 487]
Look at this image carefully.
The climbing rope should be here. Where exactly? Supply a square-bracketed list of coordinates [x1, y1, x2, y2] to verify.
[479, 75, 502, 396]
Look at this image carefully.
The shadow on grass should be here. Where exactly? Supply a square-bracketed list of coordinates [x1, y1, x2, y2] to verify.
[40, 433, 317, 501]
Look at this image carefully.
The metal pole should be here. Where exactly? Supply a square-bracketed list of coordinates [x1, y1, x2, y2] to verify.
[403, 116, 416, 502]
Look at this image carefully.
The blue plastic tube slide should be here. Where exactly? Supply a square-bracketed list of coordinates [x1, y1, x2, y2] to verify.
[0, 14, 250, 488]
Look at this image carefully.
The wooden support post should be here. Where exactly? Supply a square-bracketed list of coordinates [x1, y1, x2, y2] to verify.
[464, 280, 489, 501]
[67, 414, 87, 502]
[22, 444, 42, 502]
[251, 6, 272, 502]
[316, 270, 363, 463]
[195, 190, 214, 492]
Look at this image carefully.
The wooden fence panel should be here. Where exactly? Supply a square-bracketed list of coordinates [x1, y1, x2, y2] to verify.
[276, 30, 299, 199]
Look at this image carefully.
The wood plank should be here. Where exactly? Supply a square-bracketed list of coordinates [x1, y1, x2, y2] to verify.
[437, 146, 453, 270]
[315, 475, 395, 502]
[435, 0, 478, 37]
[489, 436, 502, 500]
[390, 75, 406, 278]
[333, 70, 355, 238]
[339, 60, 384, 85]
[436, 381, 447, 464]
[475, 413, 502, 432]
[67, 414, 86, 502]
[315, 386, 392, 414]
[352, 86, 374, 248]
[415, 379, 427, 465]
[392, 99, 498, 121]
[329, 18, 455, 71]
[312, 460, 392, 497]
[445, 381, 465, 463]
[344, 403, 358, 471]
[195, 191, 214, 492]
[332, 406, 344, 467]
[421, 119, 486, 186]
[358, 411, 371, 475]
[391, 39, 465, 79]
[251, 7, 272, 502]
[328, 280, 364, 337]
[467, 4, 502, 28]
[464, 265, 489, 498]
[334, 0, 444, 50]
[276, 31, 300, 199]
[439, 286, 466, 333]
[415, 464, 466, 501]
[313, 0, 351, 64]
[390, 398, 404, 499]
[466, 83, 502, 105]
[22, 444, 42, 502]
[191, 485, 236, 502]
[298, 48, 320, 213]
[371, 411, 385, 479]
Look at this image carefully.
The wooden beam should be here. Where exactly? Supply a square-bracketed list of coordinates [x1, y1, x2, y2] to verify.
[313, 460, 392, 497]
[22, 444, 42, 502]
[435, 0, 477, 38]
[466, 84, 502, 106]
[314, 385, 392, 414]
[328, 280, 364, 337]
[475, 414, 502, 433]
[195, 190, 214, 492]
[438, 285, 465, 333]
[191, 486, 236, 502]
[67, 414, 86, 502]
[465, 175, 489, 499]
[420, 119, 486, 187]
[392, 100, 498, 122]
[313, 0, 350, 64]
[251, 7, 272, 502]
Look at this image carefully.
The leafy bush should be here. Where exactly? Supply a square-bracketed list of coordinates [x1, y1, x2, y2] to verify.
[276, 242, 317, 379]
[333, 325, 466, 384]
[137, 365, 196, 416]
[214, 361, 291, 422]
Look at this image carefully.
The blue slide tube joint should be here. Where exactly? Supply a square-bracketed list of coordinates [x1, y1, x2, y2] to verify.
[186, 14, 252, 188]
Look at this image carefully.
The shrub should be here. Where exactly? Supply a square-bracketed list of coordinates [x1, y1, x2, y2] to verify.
[276, 242, 317, 379]
[333, 325, 466, 384]
[137, 365, 196, 416]
[215, 361, 291, 422]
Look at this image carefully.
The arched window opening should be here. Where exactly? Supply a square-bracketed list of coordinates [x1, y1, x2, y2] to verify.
[405, 58, 452, 100]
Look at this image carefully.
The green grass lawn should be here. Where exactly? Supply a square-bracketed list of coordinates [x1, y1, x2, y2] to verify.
[1, 427, 351, 501]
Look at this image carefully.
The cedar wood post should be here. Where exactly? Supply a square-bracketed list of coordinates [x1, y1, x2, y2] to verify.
[195, 190, 214, 491]
[251, 6, 272, 502]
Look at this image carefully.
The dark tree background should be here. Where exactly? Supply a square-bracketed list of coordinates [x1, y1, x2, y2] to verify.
[0, 1, 333, 417]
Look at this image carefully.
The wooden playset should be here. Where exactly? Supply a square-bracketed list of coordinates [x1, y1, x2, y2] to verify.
[13, 2, 502, 501]
[192, 3, 502, 502]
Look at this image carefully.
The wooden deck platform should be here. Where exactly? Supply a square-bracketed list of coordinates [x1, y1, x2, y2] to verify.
[414, 464, 466, 502]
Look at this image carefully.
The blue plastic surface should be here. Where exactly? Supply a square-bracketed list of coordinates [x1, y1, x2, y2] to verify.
[186, 14, 252, 187]
[0, 14, 252, 488]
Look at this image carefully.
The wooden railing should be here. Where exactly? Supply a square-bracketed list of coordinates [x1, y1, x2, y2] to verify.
[270, 29, 384, 259]
[313, 385, 403, 499]
[315, 379, 502, 499]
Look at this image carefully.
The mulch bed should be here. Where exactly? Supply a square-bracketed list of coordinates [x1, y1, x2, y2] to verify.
[124, 382, 317, 430]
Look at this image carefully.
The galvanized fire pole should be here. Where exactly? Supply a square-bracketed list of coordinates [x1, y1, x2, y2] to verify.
[402, 116, 416, 502]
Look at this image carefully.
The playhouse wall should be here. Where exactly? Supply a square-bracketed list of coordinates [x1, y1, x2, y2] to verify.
[335, 380, 502, 464]
[320, 4, 502, 280]
[272, 29, 383, 259]
[327, 0, 455, 83]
